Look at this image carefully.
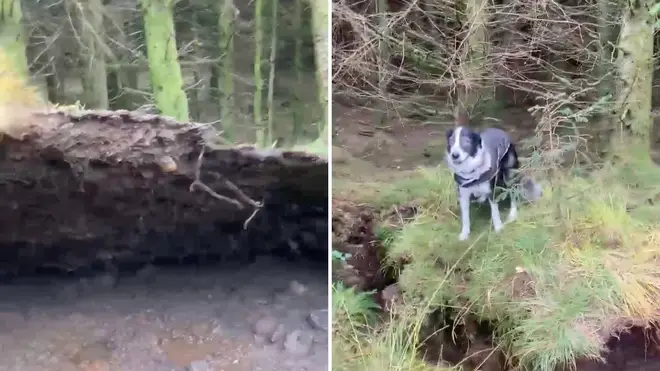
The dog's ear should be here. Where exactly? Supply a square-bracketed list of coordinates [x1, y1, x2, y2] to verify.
[445, 127, 454, 141]
[456, 107, 470, 126]
[469, 131, 482, 147]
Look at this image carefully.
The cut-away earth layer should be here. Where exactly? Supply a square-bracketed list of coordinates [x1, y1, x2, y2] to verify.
[0, 105, 328, 275]
[332, 149, 660, 371]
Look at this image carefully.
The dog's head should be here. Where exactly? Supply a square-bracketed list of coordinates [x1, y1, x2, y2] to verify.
[446, 126, 482, 166]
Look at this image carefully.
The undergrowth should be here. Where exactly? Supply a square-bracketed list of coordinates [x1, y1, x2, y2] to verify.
[332, 153, 660, 371]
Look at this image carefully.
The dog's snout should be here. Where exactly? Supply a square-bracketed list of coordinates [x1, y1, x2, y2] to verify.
[451, 152, 459, 160]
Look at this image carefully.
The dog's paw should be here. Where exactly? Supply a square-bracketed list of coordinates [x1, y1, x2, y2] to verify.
[459, 230, 470, 241]
[493, 222, 504, 233]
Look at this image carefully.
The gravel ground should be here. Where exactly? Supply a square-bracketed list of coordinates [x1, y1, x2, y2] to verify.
[0, 256, 328, 371]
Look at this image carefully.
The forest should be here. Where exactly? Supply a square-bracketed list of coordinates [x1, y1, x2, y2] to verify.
[332, 0, 660, 371]
[5, 0, 327, 147]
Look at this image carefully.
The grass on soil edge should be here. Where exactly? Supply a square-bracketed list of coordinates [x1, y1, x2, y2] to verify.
[332, 147, 660, 371]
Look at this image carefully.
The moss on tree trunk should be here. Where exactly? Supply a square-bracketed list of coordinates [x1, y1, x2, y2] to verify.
[139, 0, 189, 121]
[218, 0, 236, 141]
[254, 0, 265, 146]
[309, 0, 328, 133]
[291, 0, 304, 140]
[74, 0, 109, 109]
[613, 0, 653, 150]
[266, 1, 278, 147]
[0, 0, 28, 80]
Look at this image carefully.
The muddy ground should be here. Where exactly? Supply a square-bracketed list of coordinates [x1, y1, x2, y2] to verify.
[332, 104, 660, 169]
[0, 256, 328, 371]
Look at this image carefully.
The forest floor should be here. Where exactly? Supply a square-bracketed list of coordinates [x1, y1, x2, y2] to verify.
[0, 256, 328, 371]
[331, 103, 660, 371]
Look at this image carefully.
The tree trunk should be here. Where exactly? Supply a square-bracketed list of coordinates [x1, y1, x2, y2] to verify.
[291, 0, 304, 141]
[592, 0, 619, 157]
[266, 1, 279, 147]
[0, 0, 28, 80]
[72, 0, 109, 109]
[139, 0, 189, 121]
[455, 0, 490, 116]
[371, 0, 389, 127]
[309, 0, 328, 140]
[218, 0, 236, 141]
[254, 0, 265, 146]
[612, 0, 653, 157]
[0, 48, 44, 109]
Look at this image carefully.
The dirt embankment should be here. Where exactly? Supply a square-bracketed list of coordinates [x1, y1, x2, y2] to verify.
[0, 109, 328, 277]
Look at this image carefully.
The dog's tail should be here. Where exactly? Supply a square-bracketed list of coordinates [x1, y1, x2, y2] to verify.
[519, 175, 543, 203]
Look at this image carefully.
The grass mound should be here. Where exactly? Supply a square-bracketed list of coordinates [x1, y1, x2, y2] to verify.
[333, 153, 660, 371]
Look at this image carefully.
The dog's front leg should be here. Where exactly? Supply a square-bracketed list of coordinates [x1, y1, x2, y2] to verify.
[458, 189, 471, 241]
[507, 197, 518, 223]
[488, 196, 504, 233]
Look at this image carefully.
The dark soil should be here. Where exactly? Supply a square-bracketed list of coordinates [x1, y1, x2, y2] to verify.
[332, 103, 660, 371]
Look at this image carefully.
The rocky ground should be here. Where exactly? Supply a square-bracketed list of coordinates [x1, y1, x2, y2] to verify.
[0, 256, 328, 371]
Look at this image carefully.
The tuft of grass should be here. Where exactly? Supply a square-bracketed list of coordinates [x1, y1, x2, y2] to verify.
[333, 156, 660, 371]
[333, 282, 456, 371]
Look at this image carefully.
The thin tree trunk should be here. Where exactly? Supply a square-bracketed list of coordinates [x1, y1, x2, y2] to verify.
[0, 0, 29, 80]
[593, 0, 619, 157]
[371, 0, 389, 127]
[612, 0, 653, 155]
[455, 0, 490, 116]
[291, 0, 304, 141]
[73, 0, 109, 109]
[308, 0, 328, 149]
[266, 0, 279, 146]
[139, 0, 189, 121]
[254, 0, 265, 146]
[218, 0, 236, 141]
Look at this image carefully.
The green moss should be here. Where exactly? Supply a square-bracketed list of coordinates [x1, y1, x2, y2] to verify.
[140, 0, 189, 121]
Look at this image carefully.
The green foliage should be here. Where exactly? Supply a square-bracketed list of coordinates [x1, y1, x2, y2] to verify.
[332, 250, 352, 262]
[332, 282, 379, 327]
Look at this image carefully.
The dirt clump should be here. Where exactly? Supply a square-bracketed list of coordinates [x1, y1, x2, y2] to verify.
[331, 199, 385, 291]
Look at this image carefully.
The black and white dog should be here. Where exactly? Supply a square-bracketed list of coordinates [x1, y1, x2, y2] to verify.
[446, 125, 541, 241]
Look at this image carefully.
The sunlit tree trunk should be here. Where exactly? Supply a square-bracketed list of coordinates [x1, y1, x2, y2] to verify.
[218, 0, 236, 140]
[0, 0, 28, 80]
[291, 0, 304, 140]
[612, 0, 653, 157]
[139, 0, 189, 121]
[72, 0, 109, 109]
[308, 0, 328, 149]
[254, 0, 265, 145]
[266, 0, 279, 146]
